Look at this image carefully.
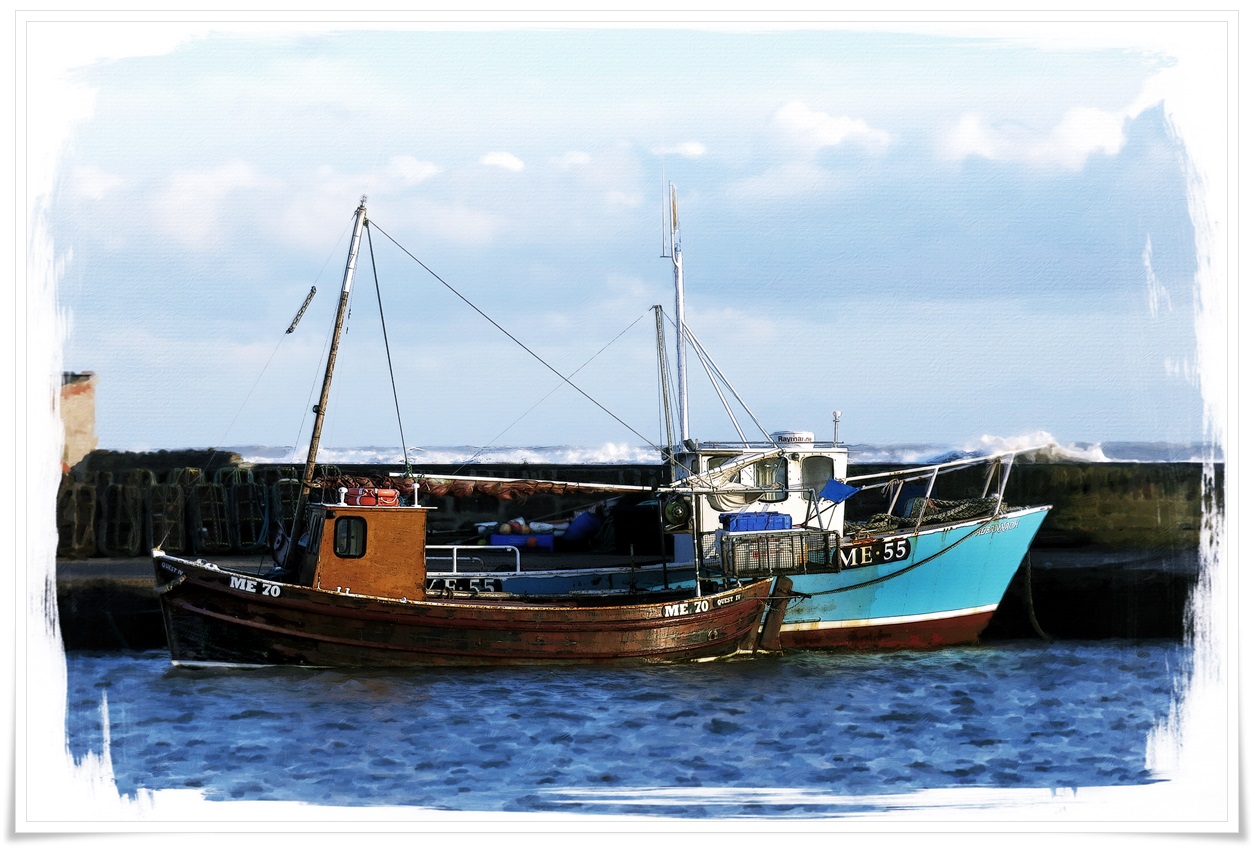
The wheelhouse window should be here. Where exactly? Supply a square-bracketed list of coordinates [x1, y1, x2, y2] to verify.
[802, 456, 835, 497]
[706, 456, 753, 508]
[754, 457, 788, 503]
[334, 516, 367, 558]
[703, 454, 788, 507]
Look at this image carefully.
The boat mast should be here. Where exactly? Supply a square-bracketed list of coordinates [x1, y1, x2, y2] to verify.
[667, 183, 691, 445]
[654, 305, 677, 470]
[302, 196, 369, 492]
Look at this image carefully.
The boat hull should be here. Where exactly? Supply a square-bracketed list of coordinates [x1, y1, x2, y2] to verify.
[422, 507, 1050, 652]
[153, 554, 773, 668]
[778, 506, 1050, 650]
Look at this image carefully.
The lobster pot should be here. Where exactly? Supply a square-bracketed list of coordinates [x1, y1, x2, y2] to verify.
[270, 478, 303, 527]
[215, 466, 254, 487]
[720, 529, 840, 578]
[230, 482, 269, 552]
[257, 466, 297, 487]
[122, 468, 157, 488]
[57, 480, 98, 558]
[166, 467, 204, 487]
[97, 483, 145, 557]
[189, 482, 233, 555]
[85, 470, 114, 493]
[146, 483, 188, 554]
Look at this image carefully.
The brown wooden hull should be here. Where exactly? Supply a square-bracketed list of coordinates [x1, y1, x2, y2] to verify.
[153, 554, 775, 667]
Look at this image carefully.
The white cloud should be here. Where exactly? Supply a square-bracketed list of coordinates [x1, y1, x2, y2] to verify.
[1044, 106, 1126, 163]
[945, 113, 1005, 161]
[388, 155, 440, 185]
[481, 151, 525, 172]
[773, 100, 892, 154]
[651, 141, 707, 158]
[151, 161, 272, 250]
[69, 165, 124, 200]
[943, 105, 1127, 170]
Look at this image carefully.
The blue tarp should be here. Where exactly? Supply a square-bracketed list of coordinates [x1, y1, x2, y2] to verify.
[819, 479, 860, 503]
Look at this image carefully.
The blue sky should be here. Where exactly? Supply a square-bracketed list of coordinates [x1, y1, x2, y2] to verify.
[29, 17, 1227, 455]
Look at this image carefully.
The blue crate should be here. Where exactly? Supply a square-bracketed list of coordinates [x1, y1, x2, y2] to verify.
[720, 512, 791, 532]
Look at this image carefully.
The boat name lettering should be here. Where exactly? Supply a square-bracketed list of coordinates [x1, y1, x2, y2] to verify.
[838, 537, 911, 569]
[974, 519, 1020, 536]
[159, 561, 184, 577]
[663, 594, 737, 618]
[229, 575, 282, 597]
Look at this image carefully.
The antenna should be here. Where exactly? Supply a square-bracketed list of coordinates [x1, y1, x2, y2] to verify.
[662, 180, 673, 258]
[669, 183, 681, 252]
[669, 182, 689, 442]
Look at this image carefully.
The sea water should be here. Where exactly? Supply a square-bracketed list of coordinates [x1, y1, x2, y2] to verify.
[62, 639, 1188, 818]
[57, 438, 1211, 819]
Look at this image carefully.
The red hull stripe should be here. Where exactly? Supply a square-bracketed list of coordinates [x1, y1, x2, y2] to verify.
[779, 607, 997, 650]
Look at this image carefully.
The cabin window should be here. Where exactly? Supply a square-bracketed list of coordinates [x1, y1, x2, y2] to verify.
[333, 516, 367, 558]
[754, 458, 787, 503]
[705, 456, 753, 508]
[802, 456, 835, 497]
[702, 454, 788, 507]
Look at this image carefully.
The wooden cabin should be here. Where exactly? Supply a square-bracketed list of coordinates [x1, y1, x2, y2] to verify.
[296, 488, 432, 600]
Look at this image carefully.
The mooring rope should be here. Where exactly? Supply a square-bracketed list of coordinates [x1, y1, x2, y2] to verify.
[1022, 552, 1052, 641]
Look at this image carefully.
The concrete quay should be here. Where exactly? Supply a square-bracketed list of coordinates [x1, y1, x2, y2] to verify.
[53, 458, 1216, 651]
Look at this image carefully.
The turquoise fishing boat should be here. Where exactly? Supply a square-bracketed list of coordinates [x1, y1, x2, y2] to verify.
[410, 184, 1052, 649]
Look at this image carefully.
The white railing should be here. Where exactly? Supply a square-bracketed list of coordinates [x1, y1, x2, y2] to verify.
[426, 545, 522, 575]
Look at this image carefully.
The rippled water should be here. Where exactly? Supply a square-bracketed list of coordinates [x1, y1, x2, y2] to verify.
[63, 640, 1187, 818]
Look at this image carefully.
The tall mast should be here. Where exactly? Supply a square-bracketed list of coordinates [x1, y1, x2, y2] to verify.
[667, 183, 690, 444]
[653, 305, 677, 474]
[302, 196, 368, 491]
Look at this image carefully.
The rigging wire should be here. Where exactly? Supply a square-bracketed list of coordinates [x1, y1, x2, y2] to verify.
[653, 305, 681, 475]
[657, 306, 779, 448]
[290, 306, 338, 469]
[367, 220, 661, 452]
[364, 222, 413, 477]
[203, 209, 358, 470]
[685, 323, 747, 444]
[449, 310, 653, 475]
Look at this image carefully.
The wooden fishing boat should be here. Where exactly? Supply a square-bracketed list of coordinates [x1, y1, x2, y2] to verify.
[150, 198, 782, 668]
[153, 496, 778, 667]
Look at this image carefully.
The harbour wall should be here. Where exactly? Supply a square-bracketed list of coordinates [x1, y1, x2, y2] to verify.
[54, 451, 1220, 649]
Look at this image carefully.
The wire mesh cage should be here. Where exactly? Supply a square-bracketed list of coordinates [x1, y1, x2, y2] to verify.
[717, 529, 843, 578]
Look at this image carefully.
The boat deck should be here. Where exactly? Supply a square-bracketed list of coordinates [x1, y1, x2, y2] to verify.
[57, 550, 671, 584]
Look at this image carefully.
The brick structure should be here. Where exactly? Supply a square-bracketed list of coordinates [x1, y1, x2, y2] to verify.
[60, 371, 98, 472]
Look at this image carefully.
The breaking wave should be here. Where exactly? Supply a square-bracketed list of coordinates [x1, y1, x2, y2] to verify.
[231, 434, 1215, 466]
